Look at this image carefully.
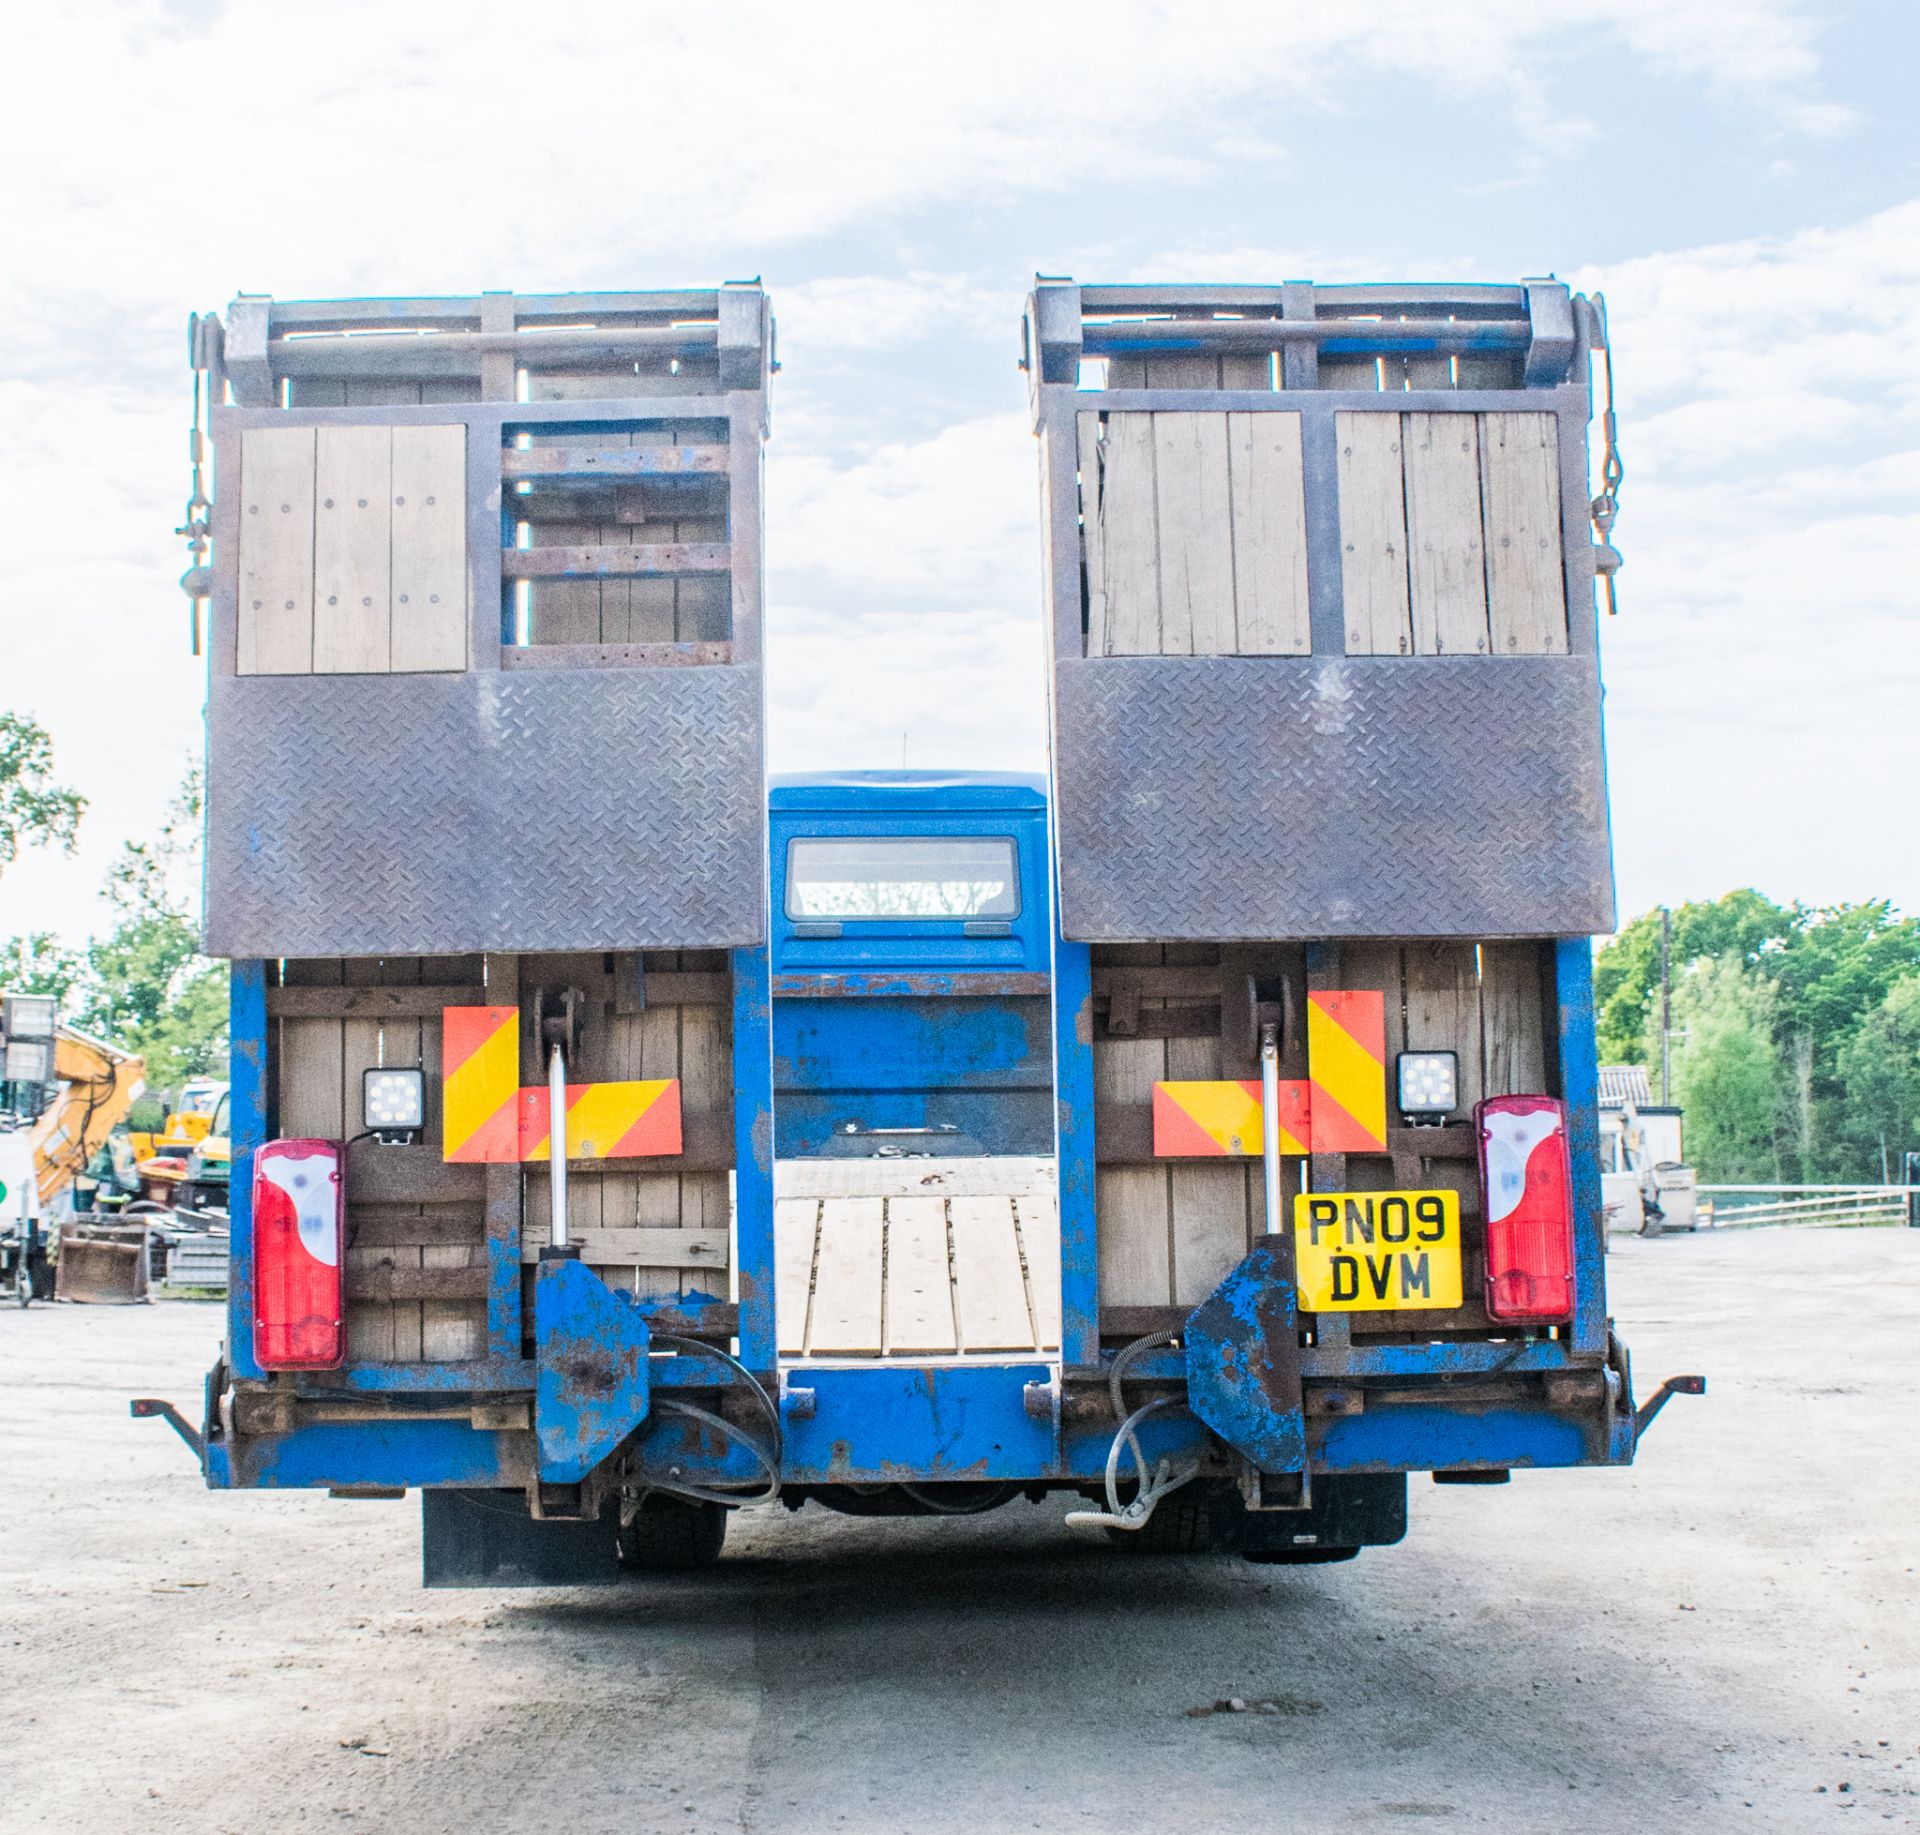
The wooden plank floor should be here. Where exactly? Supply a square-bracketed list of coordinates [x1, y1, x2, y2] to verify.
[773, 1158, 1060, 1360]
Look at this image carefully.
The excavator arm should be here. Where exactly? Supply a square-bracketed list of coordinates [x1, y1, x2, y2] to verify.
[31, 1028, 146, 1207]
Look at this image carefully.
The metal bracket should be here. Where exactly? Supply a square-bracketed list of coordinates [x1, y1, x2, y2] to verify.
[533, 1258, 652, 1485]
[1239, 1462, 1313, 1513]
[1183, 1237, 1306, 1472]
[780, 1377, 818, 1421]
[1633, 1373, 1706, 1439]
[1028, 280, 1082, 386]
[222, 295, 274, 404]
[536, 986, 585, 1059]
[1522, 278, 1576, 386]
[130, 1397, 205, 1461]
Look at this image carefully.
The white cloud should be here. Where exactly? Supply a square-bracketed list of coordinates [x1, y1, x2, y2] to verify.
[769, 413, 1037, 602]
[1573, 202, 1920, 920]
[0, 0, 1866, 943]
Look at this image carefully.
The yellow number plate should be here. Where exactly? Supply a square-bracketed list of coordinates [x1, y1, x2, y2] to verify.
[1292, 1189, 1463, 1311]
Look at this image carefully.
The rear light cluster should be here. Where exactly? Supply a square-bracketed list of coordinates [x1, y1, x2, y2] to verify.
[1476, 1095, 1575, 1323]
[252, 1139, 345, 1369]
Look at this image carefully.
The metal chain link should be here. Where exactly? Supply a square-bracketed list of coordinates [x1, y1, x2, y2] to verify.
[1588, 292, 1625, 615]
[176, 313, 214, 654]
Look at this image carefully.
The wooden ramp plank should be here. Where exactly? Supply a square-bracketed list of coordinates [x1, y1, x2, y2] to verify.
[1227, 411, 1311, 655]
[1079, 411, 1107, 658]
[1096, 413, 1161, 655]
[1478, 411, 1568, 655]
[1015, 1189, 1062, 1353]
[313, 423, 394, 673]
[774, 1197, 819, 1356]
[1404, 411, 1490, 655]
[1335, 413, 1412, 656]
[808, 1197, 884, 1354]
[883, 1196, 958, 1355]
[237, 425, 317, 675]
[390, 424, 469, 671]
[950, 1195, 1036, 1353]
[1150, 411, 1235, 655]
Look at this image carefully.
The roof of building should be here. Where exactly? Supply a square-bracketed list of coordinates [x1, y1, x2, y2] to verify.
[1598, 1065, 1653, 1109]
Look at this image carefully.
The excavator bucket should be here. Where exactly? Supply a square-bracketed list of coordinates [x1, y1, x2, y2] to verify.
[55, 1223, 151, 1304]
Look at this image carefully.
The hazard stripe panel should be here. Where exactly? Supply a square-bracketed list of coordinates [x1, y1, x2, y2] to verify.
[443, 1007, 519, 1164]
[1307, 990, 1388, 1153]
[441, 1008, 682, 1163]
[518, 1080, 682, 1161]
[1152, 1080, 1311, 1157]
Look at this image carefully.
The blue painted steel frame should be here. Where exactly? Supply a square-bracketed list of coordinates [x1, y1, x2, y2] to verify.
[206, 832, 1630, 1495]
[1556, 937, 1608, 1357]
[1053, 936, 1099, 1369]
[733, 942, 777, 1373]
[226, 960, 268, 1383]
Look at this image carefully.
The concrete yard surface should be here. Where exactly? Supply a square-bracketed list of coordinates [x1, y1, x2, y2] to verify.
[2, 1226, 1916, 1834]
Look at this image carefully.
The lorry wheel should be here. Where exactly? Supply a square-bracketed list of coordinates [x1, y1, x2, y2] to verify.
[615, 1495, 727, 1572]
[1107, 1488, 1225, 1554]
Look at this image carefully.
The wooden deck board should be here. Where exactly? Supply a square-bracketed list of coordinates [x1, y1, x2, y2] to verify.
[949, 1194, 1036, 1353]
[808, 1196, 885, 1355]
[883, 1196, 958, 1354]
[773, 1159, 1059, 1359]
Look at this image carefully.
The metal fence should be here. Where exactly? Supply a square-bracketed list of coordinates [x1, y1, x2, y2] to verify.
[1696, 1185, 1918, 1229]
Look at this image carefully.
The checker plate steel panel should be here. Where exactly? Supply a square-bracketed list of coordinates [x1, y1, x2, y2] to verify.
[207, 667, 764, 957]
[1053, 655, 1613, 941]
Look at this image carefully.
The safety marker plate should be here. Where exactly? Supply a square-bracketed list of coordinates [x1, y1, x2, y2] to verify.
[1152, 1080, 1310, 1157]
[442, 1008, 683, 1163]
[1307, 990, 1388, 1153]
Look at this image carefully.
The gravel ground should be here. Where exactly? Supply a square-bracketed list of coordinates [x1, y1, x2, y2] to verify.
[2, 1225, 1915, 1834]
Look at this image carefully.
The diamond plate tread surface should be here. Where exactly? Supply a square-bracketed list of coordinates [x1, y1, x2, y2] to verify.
[1053, 655, 1614, 941]
[207, 667, 764, 958]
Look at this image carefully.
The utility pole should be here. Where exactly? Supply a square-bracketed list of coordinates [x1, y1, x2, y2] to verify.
[1659, 906, 1672, 1106]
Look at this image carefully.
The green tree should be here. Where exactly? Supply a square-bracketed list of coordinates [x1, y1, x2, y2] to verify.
[1595, 890, 1792, 1067]
[1598, 895, 1920, 1181]
[0, 931, 85, 1004]
[1667, 954, 1783, 1182]
[1835, 974, 1920, 1182]
[75, 769, 228, 1091]
[0, 711, 84, 874]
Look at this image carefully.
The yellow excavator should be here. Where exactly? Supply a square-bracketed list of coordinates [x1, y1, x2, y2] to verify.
[126, 1075, 230, 1208]
[33, 1026, 149, 1208]
[36, 1027, 159, 1302]
[2, 1023, 149, 1303]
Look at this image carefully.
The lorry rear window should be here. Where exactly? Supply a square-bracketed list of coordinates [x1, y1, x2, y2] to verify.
[786, 837, 1020, 920]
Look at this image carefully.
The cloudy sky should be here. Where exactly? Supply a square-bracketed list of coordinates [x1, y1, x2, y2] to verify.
[1, 0, 1915, 945]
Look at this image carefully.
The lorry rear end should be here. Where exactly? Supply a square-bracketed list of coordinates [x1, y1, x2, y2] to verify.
[138, 273, 1694, 1579]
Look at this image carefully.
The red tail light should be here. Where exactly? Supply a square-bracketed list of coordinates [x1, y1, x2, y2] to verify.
[252, 1139, 345, 1369]
[1476, 1095, 1574, 1323]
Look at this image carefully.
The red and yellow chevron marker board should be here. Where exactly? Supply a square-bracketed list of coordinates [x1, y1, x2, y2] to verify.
[443, 1006, 520, 1164]
[1307, 989, 1388, 1153]
[441, 1007, 681, 1163]
[1153, 1080, 1311, 1157]
[516, 1079, 681, 1161]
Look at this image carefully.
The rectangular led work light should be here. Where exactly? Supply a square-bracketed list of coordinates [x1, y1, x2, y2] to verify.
[1396, 1050, 1459, 1123]
[362, 1067, 426, 1144]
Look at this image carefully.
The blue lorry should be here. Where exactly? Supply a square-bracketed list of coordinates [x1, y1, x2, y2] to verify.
[137, 276, 1698, 1579]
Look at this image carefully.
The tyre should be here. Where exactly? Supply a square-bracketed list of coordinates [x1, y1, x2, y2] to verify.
[1106, 1484, 1230, 1553]
[615, 1494, 728, 1572]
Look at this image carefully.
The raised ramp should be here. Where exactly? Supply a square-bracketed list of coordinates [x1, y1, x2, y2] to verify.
[774, 1158, 1060, 1359]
